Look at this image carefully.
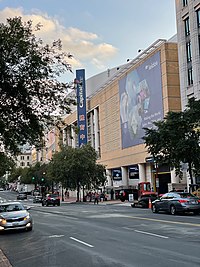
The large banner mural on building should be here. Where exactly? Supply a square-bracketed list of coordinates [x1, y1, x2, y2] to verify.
[119, 52, 163, 148]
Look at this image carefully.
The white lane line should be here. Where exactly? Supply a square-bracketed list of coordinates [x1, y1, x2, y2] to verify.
[70, 237, 94, 248]
[48, 235, 65, 238]
[134, 230, 169, 239]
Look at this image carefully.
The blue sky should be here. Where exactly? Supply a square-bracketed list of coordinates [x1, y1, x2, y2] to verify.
[0, 0, 176, 81]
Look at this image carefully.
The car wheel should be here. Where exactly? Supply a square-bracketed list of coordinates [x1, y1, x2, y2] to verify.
[26, 226, 32, 231]
[57, 202, 60, 206]
[131, 203, 135, 208]
[170, 205, 176, 215]
[152, 204, 158, 213]
[193, 210, 200, 215]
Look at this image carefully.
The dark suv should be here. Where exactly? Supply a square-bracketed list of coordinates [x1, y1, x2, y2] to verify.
[42, 194, 60, 206]
[17, 192, 27, 200]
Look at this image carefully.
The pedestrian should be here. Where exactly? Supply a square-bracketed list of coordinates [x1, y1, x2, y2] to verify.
[94, 192, 99, 204]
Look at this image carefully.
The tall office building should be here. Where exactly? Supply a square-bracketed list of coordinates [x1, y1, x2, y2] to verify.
[175, 0, 200, 109]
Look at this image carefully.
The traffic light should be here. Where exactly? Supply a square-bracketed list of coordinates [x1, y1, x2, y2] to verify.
[32, 177, 35, 181]
[41, 177, 45, 182]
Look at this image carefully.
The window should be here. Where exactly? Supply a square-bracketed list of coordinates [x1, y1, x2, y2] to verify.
[20, 162, 25, 167]
[183, 0, 188, 7]
[20, 156, 24, 160]
[27, 162, 30, 166]
[186, 42, 192, 62]
[197, 9, 200, 28]
[188, 67, 193, 86]
[184, 17, 190, 36]
[27, 156, 29, 160]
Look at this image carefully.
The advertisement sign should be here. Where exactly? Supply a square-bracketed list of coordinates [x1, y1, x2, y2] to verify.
[76, 69, 88, 147]
[119, 52, 163, 148]
[112, 168, 122, 180]
[129, 165, 139, 179]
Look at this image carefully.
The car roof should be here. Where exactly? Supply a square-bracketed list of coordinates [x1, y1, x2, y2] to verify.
[0, 201, 22, 205]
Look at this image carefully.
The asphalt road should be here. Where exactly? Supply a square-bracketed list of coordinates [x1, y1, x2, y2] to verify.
[1, 191, 200, 267]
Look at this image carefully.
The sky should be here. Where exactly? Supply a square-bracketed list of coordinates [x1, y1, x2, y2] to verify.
[0, 0, 177, 82]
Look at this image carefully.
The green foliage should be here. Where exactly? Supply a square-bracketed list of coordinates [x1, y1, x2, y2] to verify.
[143, 98, 200, 184]
[47, 144, 106, 195]
[0, 17, 76, 155]
[0, 152, 15, 177]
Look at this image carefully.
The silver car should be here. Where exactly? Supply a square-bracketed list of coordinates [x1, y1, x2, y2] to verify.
[0, 202, 33, 232]
[152, 192, 200, 215]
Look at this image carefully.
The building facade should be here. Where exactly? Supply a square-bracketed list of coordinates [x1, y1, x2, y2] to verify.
[175, 0, 200, 109]
[58, 39, 182, 195]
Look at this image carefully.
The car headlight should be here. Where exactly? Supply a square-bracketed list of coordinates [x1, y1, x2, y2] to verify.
[0, 218, 7, 224]
[24, 214, 30, 220]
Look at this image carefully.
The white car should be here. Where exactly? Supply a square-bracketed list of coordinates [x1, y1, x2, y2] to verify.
[0, 202, 33, 232]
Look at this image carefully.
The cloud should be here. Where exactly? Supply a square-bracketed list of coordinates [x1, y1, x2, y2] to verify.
[0, 7, 118, 74]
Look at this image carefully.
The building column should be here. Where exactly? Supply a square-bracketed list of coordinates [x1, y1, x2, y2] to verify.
[121, 167, 128, 187]
[94, 108, 99, 153]
[138, 163, 146, 182]
[106, 169, 112, 187]
[62, 128, 67, 146]
[71, 126, 76, 148]
[90, 112, 94, 147]
[170, 168, 179, 184]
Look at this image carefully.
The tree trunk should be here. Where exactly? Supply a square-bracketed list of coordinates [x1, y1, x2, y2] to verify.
[76, 182, 80, 202]
[188, 162, 193, 185]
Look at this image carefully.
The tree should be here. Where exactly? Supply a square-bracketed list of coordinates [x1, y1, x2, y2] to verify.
[143, 98, 200, 185]
[47, 144, 106, 201]
[0, 152, 15, 178]
[0, 17, 76, 155]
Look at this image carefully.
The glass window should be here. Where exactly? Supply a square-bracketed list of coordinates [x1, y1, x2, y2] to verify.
[197, 9, 200, 28]
[186, 42, 192, 62]
[188, 67, 193, 86]
[183, 0, 188, 7]
[184, 17, 190, 36]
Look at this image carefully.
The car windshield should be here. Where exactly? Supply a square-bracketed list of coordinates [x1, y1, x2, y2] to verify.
[0, 203, 25, 212]
[49, 194, 59, 198]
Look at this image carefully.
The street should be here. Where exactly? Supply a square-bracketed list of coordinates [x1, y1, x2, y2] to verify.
[1, 191, 200, 267]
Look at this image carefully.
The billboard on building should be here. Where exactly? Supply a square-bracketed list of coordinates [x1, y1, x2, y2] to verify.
[76, 69, 88, 147]
[119, 51, 163, 148]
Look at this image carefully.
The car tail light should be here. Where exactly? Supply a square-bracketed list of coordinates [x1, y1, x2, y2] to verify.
[198, 200, 200, 203]
[178, 199, 188, 203]
[47, 197, 51, 200]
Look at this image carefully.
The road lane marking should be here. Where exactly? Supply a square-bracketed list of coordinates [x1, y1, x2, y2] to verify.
[70, 237, 94, 248]
[126, 215, 200, 227]
[134, 230, 169, 239]
[48, 235, 64, 238]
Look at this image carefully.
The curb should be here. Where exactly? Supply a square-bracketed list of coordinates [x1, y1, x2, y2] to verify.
[0, 249, 12, 267]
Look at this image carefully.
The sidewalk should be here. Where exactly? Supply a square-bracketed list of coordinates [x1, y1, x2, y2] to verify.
[61, 197, 122, 205]
[0, 249, 12, 267]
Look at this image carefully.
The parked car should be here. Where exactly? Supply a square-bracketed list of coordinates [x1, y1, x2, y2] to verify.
[131, 194, 158, 208]
[42, 194, 60, 206]
[152, 192, 200, 215]
[0, 202, 33, 232]
[17, 192, 27, 200]
[0, 188, 4, 191]
[33, 195, 42, 203]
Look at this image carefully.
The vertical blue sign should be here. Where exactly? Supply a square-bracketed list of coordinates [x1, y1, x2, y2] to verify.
[76, 69, 88, 147]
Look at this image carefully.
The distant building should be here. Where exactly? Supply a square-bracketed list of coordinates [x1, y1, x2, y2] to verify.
[175, 0, 200, 109]
[16, 145, 32, 168]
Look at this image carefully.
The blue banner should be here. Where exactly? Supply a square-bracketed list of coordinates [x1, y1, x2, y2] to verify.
[119, 52, 163, 148]
[76, 69, 87, 147]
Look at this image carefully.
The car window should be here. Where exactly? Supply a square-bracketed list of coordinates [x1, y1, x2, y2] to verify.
[0, 204, 24, 212]
[161, 193, 168, 199]
[178, 193, 195, 198]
